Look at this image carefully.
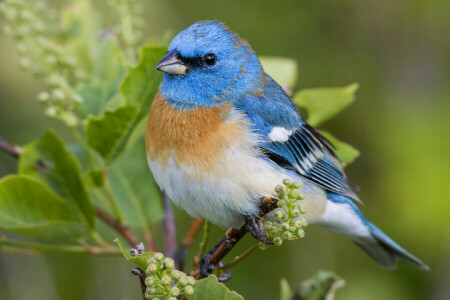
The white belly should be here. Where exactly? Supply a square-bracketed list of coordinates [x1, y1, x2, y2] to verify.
[148, 142, 327, 228]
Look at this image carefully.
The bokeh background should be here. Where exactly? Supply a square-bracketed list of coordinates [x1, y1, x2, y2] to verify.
[1, 0, 449, 299]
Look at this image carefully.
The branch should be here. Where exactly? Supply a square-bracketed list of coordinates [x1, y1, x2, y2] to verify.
[0, 137, 22, 158]
[193, 196, 278, 279]
[162, 192, 176, 257]
[95, 206, 141, 247]
[174, 217, 204, 270]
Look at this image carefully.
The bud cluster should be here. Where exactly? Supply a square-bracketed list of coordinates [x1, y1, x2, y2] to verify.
[261, 179, 307, 248]
[108, 0, 144, 58]
[145, 252, 195, 300]
[0, 0, 87, 126]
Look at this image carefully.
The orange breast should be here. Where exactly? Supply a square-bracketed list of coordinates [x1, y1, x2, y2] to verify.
[145, 93, 246, 171]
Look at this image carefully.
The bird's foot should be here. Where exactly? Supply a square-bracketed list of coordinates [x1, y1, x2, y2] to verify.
[199, 253, 232, 282]
[244, 215, 273, 245]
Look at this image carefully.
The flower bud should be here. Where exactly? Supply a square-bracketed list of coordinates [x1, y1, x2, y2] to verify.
[275, 184, 286, 194]
[171, 270, 181, 280]
[274, 210, 284, 220]
[37, 91, 49, 103]
[293, 220, 302, 229]
[297, 229, 305, 238]
[161, 275, 172, 286]
[169, 286, 180, 297]
[281, 222, 290, 231]
[273, 237, 282, 246]
[44, 106, 57, 117]
[292, 209, 300, 218]
[187, 276, 196, 286]
[185, 285, 194, 296]
[164, 257, 175, 269]
[178, 275, 188, 286]
[298, 204, 306, 214]
[282, 179, 293, 186]
[289, 189, 302, 200]
[144, 276, 155, 286]
[153, 252, 164, 261]
[146, 263, 157, 273]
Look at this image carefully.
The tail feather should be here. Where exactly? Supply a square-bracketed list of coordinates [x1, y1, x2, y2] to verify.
[316, 193, 429, 270]
[355, 223, 429, 270]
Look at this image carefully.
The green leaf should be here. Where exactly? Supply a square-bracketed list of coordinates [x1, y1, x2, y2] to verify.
[188, 275, 244, 300]
[85, 168, 104, 187]
[78, 37, 126, 117]
[18, 131, 95, 228]
[109, 137, 163, 227]
[294, 83, 358, 126]
[319, 131, 360, 167]
[294, 270, 345, 300]
[0, 175, 87, 240]
[280, 278, 293, 300]
[115, 238, 153, 270]
[260, 56, 298, 90]
[86, 46, 166, 162]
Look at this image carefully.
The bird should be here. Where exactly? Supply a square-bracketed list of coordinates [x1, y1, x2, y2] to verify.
[145, 20, 428, 275]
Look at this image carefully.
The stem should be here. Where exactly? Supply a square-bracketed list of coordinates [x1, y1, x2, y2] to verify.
[102, 168, 125, 224]
[181, 217, 204, 247]
[0, 138, 22, 158]
[0, 238, 120, 255]
[217, 244, 259, 272]
[198, 220, 211, 258]
[95, 206, 141, 247]
[162, 192, 176, 257]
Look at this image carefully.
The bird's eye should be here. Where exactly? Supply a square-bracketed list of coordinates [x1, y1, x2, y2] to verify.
[203, 53, 216, 66]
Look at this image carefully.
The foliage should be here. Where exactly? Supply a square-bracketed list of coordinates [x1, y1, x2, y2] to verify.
[0, 0, 360, 299]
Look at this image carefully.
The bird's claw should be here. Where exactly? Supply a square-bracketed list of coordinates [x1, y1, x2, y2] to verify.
[245, 215, 273, 245]
[199, 254, 232, 282]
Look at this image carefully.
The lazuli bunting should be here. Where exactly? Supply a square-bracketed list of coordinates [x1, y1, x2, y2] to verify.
[146, 21, 427, 270]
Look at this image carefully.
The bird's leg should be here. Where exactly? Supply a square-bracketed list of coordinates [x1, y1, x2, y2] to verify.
[198, 238, 232, 282]
[244, 215, 273, 245]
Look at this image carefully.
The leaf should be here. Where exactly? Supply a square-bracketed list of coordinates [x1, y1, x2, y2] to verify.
[280, 278, 293, 300]
[78, 37, 126, 117]
[86, 46, 166, 162]
[294, 270, 345, 300]
[18, 131, 95, 228]
[294, 83, 358, 126]
[115, 238, 153, 271]
[319, 131, 360, 167]
[108, 137, 164, 227]
[188, 275, 244, 300]
[0, 175, 87, 240]
[260, 56, 298, 90]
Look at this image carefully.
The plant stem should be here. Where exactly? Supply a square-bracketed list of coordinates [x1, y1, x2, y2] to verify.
[162, 192, 176, 257]
[95, 206, 141, 247]
[198, 220, 211, 258]
[174, 217, 204, 270]
[0, 238, 120, 255]
[102, 168, 125, 224]
[0, 137, 22, 158]
[217, 244, 259, 272]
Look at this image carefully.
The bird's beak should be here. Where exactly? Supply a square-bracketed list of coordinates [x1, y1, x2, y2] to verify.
[155, 51, 188, 76]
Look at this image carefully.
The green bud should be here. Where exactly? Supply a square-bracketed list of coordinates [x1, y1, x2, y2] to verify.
[44, 106, 57, 117]
[275, 184, 286, 194]
[277, 199, 287, 208]
[298, 204, 306, 214]
[289, 189, 302, 199]
[187, 276, 196, 286]
[164, 257, 175, 269]
[178, 275, 188, 286]
[259, 242, 269, 250]
[153, 252, 164, 261]
[171, 270, 181, 280]
[47, 75, 59, 86]
[169, 286, 180, 297]
[147, 286, 157, 294]
[51, 89, 65, 101]
[292, 209, 300, 218]
[161, 275, 172, 286]
[293, 220, 302, 229]
[282, 179, 293, 187]
[37, 91, 49, 103]
[144, 276, 155, 286]
[185, 285, 194, 296]
[289, 226, 297, 233]
[273, 237, 282, 246]
[301, 219, 308, 227]
[297, 229, 305, 238]
[291, 181, 300, 189]
[146, 263, 157, 273]
[281, 222, 290, 231]
[281, 231, 290, 240]
[274, 210, 284, 220]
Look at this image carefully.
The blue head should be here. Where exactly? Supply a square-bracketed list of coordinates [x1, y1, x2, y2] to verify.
[155, 21, 264, 109]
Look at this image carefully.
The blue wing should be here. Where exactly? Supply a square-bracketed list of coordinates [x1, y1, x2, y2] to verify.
[235, 74, 360, 202]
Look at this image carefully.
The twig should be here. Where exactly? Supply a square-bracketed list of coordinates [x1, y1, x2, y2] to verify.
[95, 206, 141, 247]
[217, 244, 259, 272]
[162, 192, 176, 257]
[174, 217, 204, 270]
[193, 196, 278, 279]
[0, 137, 22, 158]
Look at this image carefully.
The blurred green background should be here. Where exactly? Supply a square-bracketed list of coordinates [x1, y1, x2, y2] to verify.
[1, 0, 449, 299]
